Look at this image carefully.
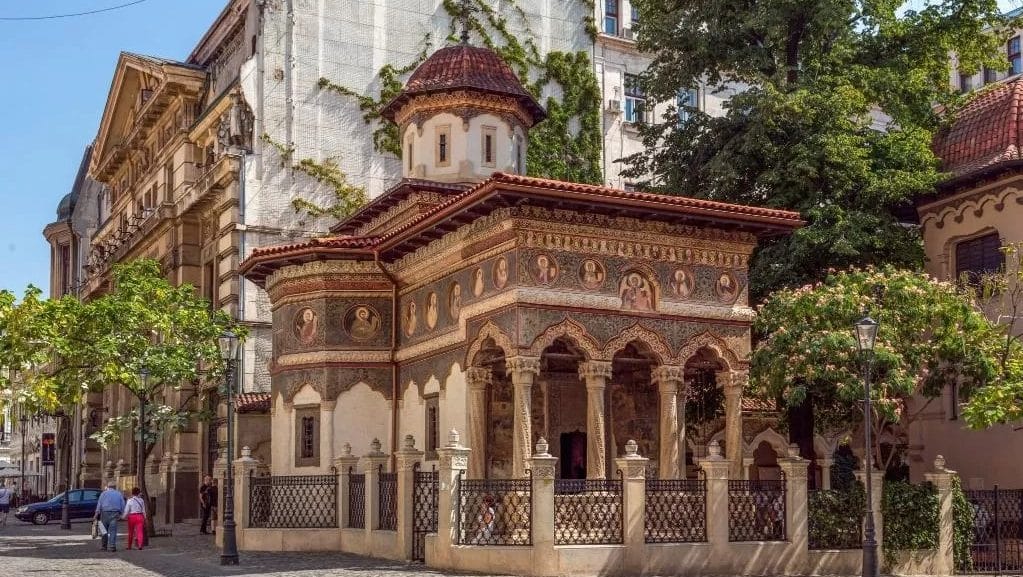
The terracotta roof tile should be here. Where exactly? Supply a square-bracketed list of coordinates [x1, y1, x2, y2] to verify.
[934, 78, 1023, 179]
[742, 396, 778, 412]
[236, 392, 271, 414]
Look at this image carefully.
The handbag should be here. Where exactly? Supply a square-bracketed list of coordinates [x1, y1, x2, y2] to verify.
[91, 519, 98, 539]
[96, 519, 108, 537]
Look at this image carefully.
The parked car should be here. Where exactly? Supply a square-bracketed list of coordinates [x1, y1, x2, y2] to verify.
[15, 489, 102, 525]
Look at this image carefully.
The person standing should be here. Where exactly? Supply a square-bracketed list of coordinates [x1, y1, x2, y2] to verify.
[123, 487, 146, 550]
[199, 476, 217, 535]
[0, 482, 12, 527]
[94, 481, 126, 552]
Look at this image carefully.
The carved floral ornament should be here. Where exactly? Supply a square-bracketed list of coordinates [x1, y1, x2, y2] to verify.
[265, 260, 382, 294]
[464, 320, 515, 368]
[394, 90, 536, 131]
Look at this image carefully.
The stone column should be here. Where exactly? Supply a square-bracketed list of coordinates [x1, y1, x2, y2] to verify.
[818, 457, 834, 490]
[436, 430, 471, 563]
[854, 466, 885, 552]
[506, 357, 540, 478]
[212, 451, 227, 548]
[395, 435, 425, 559]
[530, 438, 559, 576]
[652, 365, 684, 479]
[233, 447, 259, 547]
[778, 443, 810, 567]
[742, 457, 754, 480]
[579, 360, 612, 480]
[924, 455, 956, 577]
[615, 440, 649, 574]
[718, 370, 748, 479]
[320, 400, 336, 469]
[361, 439, 389, 535]
[335, 443, 360, 530]
[465, 367, 492, 479]
[699, 441, 731, 546]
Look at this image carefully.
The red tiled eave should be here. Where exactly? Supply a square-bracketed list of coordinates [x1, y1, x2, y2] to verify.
[236, 392, 271, 414]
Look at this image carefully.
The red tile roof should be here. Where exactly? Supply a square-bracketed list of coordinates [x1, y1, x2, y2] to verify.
[934, 78, 1023, 181]
[236, 392, 271, 414]
[742, 396, 777, 413]
[379, 44, 546, 125]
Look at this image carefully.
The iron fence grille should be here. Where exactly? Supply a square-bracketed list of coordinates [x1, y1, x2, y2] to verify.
[412, 465, 439, 562]
[728, 479, 786, 541]
[456, 472, 532, 545]
[644, 479, 707, 543]
[554, 478, 624, 545]
[966, 487, 1023, 574]
[348, 470, 366, 529]
[378, 470, 398, 531]
[808, 487, 864, 550]
[247, 473, 338, 528]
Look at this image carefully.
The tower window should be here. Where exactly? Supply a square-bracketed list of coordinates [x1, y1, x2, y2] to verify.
[294, 407, 320, 467]
[514, 135, 524, 174]
[425, 394, 440, 459]
[482, 126, 496, 167]
[436, 126, 451, 167]
[407, 138, 414, 172]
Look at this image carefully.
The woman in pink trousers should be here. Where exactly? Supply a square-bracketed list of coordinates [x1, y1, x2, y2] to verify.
[123, 487, 147, 550]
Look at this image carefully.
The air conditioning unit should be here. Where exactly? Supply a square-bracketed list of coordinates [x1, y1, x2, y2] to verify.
[607, 99, 623, 113]
[623, 28, 636, 40]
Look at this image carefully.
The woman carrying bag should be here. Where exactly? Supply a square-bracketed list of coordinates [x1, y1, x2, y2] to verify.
[123, 487, 147, 550]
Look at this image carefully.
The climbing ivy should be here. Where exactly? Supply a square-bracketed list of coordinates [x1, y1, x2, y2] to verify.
[260, 133, 368, 220]
[317, 0, 603, 185]
[951, 476, 974, 573]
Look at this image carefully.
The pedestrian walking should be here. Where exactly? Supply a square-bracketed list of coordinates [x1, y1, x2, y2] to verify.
[0, 481, 13, 527]
[94, 481, 126, 552]
[199, 475, 217, 535]
[123, 487, 146, 550]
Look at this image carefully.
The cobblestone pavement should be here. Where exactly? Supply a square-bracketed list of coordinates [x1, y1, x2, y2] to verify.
[0, 520, 504, 577]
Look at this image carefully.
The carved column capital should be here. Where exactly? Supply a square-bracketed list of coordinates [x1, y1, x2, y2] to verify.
[506, 356, 541, 380]
[717, 369, 749, 394]
[465, 367, 493, 390]
[652, 365, 685, 386]
[578, 360, 613, 385]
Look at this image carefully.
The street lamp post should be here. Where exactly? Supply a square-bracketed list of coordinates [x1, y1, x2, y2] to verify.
[59, 410, 71, 530]
[218, 330, 240, 566]
[138, 368, 149, 546]
[18, 413, 27, 504]
[855, 315, 880, 577]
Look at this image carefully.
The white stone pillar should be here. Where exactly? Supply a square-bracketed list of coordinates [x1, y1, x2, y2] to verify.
[615, 440, 649, 574]
[778, 443, 809, 567]
[233, 447, 259, 549]
[819, 457, 834, 490]
[335, 443, 360, 530]
[699, 441, 730, 546]
[578, 360, 612, 480]
[465, 367, 491, 479]
[530, 438, 558, 576]
[506, 357, 540, 478]
[395, 435, 425, 560]
[742, 456, 754, 480]
[361, 439, 389, 536]
[435, 430, 470, 564]
[719, 370, 748, 479]
[652, 365, 684, 479]
[924, 455, 955, 577]
[320, 400, 336, 469]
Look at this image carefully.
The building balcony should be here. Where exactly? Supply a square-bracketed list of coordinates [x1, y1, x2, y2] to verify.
[176, 154, 240, 216]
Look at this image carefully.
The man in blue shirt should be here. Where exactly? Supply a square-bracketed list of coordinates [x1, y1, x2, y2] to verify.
[94, 481, 126, 552]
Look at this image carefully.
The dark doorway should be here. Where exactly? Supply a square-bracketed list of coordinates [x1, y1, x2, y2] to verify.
[560, 431, 587, 479]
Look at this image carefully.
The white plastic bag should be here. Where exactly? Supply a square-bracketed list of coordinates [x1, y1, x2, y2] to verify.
[96, 519, 108, 537]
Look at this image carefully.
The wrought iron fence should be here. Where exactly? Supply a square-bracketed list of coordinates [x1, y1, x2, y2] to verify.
[456, 472, 532, 545]
[966, 487, 1023, 574]
[555, 477, 624, 545]
[348, 469, 366, 529]
[728, 479, 786, 541]
[247, 472, 338, 528]
[412, 464, 439, 562]
[808, 487, 864, 550]
[645, 478, 707, 543]
[378, 469, 398, 531]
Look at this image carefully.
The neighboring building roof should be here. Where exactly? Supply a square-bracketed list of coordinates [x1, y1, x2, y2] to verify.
[379, 43, 546, 125]
[240, 172, 805, 285]
[933, 77, 1023, 188]
[55, 145, 95, 222]
[236, 392, 271, 414]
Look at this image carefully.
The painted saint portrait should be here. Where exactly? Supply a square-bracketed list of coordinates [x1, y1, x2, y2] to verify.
[426, 291, 439, 330]
[533, 254, 558, 285]
[493, 256, 509, 289]
[345, 305, 381, 341]
[619, 272, 655, 311]
[670, 267, 695, 299]
[404, 300, 418, 337]
[293, 307, 319, 345]
[472, 267, 485, 297]
[578, 259, 605, 290]
[449, 283, 462, 321]
[716, 271, 739, 302]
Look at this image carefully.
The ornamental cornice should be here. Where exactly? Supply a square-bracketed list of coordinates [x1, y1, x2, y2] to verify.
[390, 208, 515, 281]
[917, 182, 1023, 231]
[265, 260, 385, 294]
[395, 90, 534, 131]
[355, 191, 447, 237]
[275, 350, 392, 367]
[271, 289, 392, 309]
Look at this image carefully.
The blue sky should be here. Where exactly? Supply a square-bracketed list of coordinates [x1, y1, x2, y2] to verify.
[0, 0, 224, 296]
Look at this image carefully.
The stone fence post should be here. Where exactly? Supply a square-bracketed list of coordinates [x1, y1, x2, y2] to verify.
[530, 438, 559, 576]
[616, 440, 649, 575]
[335, 443, 360, 529]
[778, 443, 809, 567]
[924, 455, 955, 576]
[855, 466, 885, 551]
[212, 451, 227, 548]
[699, 440, 730, 546]
[436, 430, 470, 565]
[395, 435, 424, 559]
[362, 438, 389, 535]
[233, 447, 259, 541]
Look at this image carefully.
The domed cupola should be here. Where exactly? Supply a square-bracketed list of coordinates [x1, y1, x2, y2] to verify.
[380, 35, 546, 184]
[56, 191, 77, 221]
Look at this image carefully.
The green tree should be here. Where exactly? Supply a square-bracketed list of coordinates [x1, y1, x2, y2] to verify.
[623, 0, 1010, 300]
[749, 266, 1018, 469]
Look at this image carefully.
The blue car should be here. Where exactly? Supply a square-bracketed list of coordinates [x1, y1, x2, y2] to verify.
[15, 489, 102, 525]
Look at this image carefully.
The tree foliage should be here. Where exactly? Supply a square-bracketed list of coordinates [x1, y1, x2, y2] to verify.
[624, 0, 1011, 299]
[750, 266, 1020, 465]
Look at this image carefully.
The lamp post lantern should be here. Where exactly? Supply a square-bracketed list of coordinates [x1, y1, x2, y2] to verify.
[218, 330, 240, 566]
[855, 315, 880, 577]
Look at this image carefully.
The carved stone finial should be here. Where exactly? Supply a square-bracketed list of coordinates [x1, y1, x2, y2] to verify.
[404, 434, 416, 450]
[787, 443, 801, 458]
[625, 439, 639, 457]
[934, 454, 947, 472]
[342, 442, 352, 457]
[535, 437, 550, 456]
[447, 428, 461, 448]
[707, 440, 723, 459]
[241, 446, 252, 458]
[370, 438, 382, 454]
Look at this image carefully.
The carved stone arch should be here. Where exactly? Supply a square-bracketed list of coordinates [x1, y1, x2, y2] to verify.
[676, 331, 743, 370]
[398, 378, 419, 403]
[283, 381, 324, 405]
[746, 427, 789, 458]
[813, 434, 840, 460]
[601, 323, 672, 364]
[528, 318, 601, 359]
[465, 321, 515, 368]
